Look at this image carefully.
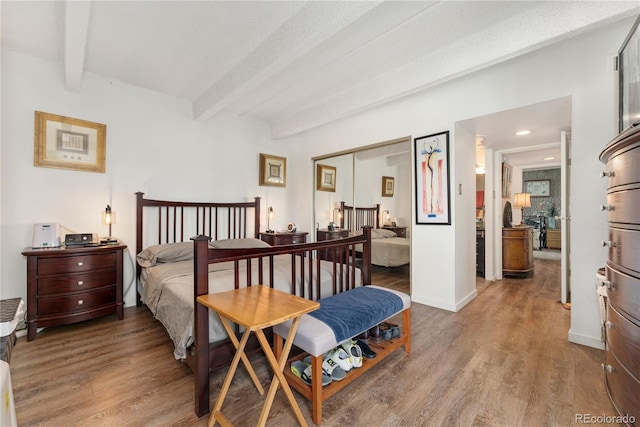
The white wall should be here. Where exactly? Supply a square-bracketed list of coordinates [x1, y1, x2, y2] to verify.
[0, 50, 288, 308]
[282, 18, 633, 348]
[2, 17, 633, 349]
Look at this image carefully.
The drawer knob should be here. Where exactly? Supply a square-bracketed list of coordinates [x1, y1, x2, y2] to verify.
[600, 171, 615, 178]
[601, 363, 615, 373]
[602, 280, 615, 289]
[77, 281, 84, 286]
[601, 241, 616, 248]
[77, 299, 84, 305]
[599, 204, 613, 211]
[77, 261, 84, 267]
[605, 321, 615, 329]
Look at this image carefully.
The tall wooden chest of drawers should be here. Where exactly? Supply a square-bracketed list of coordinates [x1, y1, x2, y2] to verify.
[599, 123, 640, 423]
[502, 226, 534, 277]
[22, 244, 126, 341]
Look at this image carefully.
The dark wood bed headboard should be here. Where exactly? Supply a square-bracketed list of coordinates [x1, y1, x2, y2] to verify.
[339, 201, 380, 231]
[135, 192, 260, 305]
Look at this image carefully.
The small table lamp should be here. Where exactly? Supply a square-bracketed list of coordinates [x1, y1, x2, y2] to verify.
[332, 207, 342, 227]
[266, 206, 274, 233]
[103, 205, 117, 242]
[513, 192, 531, 226]
[382, 210, 390, 226]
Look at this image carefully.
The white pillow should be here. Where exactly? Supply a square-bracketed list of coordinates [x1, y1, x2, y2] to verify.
[372, 228, 397, 239]
[208, 238, 271, 249]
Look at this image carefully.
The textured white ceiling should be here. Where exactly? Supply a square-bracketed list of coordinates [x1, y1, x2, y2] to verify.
[2, 1, 638, 139]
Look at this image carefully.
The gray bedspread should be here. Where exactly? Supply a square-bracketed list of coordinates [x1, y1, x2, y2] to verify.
[140, 256, 361, 360]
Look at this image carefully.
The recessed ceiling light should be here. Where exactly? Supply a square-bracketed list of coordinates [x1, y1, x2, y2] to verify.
[515, 130, 532, 136]
[544, 157, 556, 161]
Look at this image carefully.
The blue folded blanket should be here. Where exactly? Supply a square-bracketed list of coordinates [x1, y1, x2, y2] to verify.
[307, 286, 403, 343]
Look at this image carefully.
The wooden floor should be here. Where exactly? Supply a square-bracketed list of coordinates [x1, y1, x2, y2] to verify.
[9, 259, 617, 426]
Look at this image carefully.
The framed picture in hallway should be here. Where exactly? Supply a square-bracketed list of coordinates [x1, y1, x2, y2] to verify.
[414, 130, 450, 225]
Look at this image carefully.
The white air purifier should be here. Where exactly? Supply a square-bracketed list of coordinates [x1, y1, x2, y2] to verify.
[32, 223, 61, 248]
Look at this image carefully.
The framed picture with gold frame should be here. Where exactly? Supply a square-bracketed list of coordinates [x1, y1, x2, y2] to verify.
[259, 153, 286, 187]
[316, 163, 336, 192]
[382, 176, 394, 197]
[34, 111, 107, 173]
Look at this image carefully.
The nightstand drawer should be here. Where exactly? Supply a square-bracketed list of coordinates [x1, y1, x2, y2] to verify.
[288, 234, 307, 244]
[259, 232, 308, 246]
[37, 253, 117, 276]
[38, 269, 117, 295]
[502, 228, 531, 238]
[38, 287, 116, 316]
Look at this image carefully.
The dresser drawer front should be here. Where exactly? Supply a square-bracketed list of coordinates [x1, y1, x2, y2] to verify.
[606, 263, 640, 324]
[607, 303, 640, 380]
[605, 189, 640, 225]
[288, 235, 306, 244]
[608, 227, 640, 275]
[605, 144, 640, 189]
[604, 350, 640, 423]
[502, 228, 531, 238]
[37, 253, 117, 276]
[38, 287, 116, 316]
[38, 269, 117, 295]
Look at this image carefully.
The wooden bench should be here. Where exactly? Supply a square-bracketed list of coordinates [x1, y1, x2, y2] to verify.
[273, 285, 411, 425]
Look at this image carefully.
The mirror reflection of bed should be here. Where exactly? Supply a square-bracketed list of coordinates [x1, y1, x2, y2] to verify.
[313, 139, 412, 296]
[339, 201, 410, 295]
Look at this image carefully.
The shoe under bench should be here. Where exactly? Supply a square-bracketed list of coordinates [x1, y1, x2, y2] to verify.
[273, 298, 411, 425]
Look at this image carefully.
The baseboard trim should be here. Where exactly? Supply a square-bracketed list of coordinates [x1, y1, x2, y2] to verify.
[568, 329, 605, 350]
[411, 295, 456, 312]
[455, 289, 478, 312]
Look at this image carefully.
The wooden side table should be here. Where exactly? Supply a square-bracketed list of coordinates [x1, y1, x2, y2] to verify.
[316, 228, 349, 261]
[22, 244, 126, 341]
[502, 227, 534, 277]
[259, 231, 308, 246]
[197, 285, 319, 427]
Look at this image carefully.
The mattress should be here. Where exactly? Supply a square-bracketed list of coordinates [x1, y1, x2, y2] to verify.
[371, 237, 410, 267]
[355, 237, 410, 267]
[140, 256, 361, 359]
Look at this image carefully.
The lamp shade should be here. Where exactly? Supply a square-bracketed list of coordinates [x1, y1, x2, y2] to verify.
[513, 192, 531, 209]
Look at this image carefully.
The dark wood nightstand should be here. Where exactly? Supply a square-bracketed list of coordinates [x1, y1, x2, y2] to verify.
[382, 226, 407, 238]
[22, 243, 127, 341]
[259, 231, 308, 246]
[316, 228, 350, 261]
